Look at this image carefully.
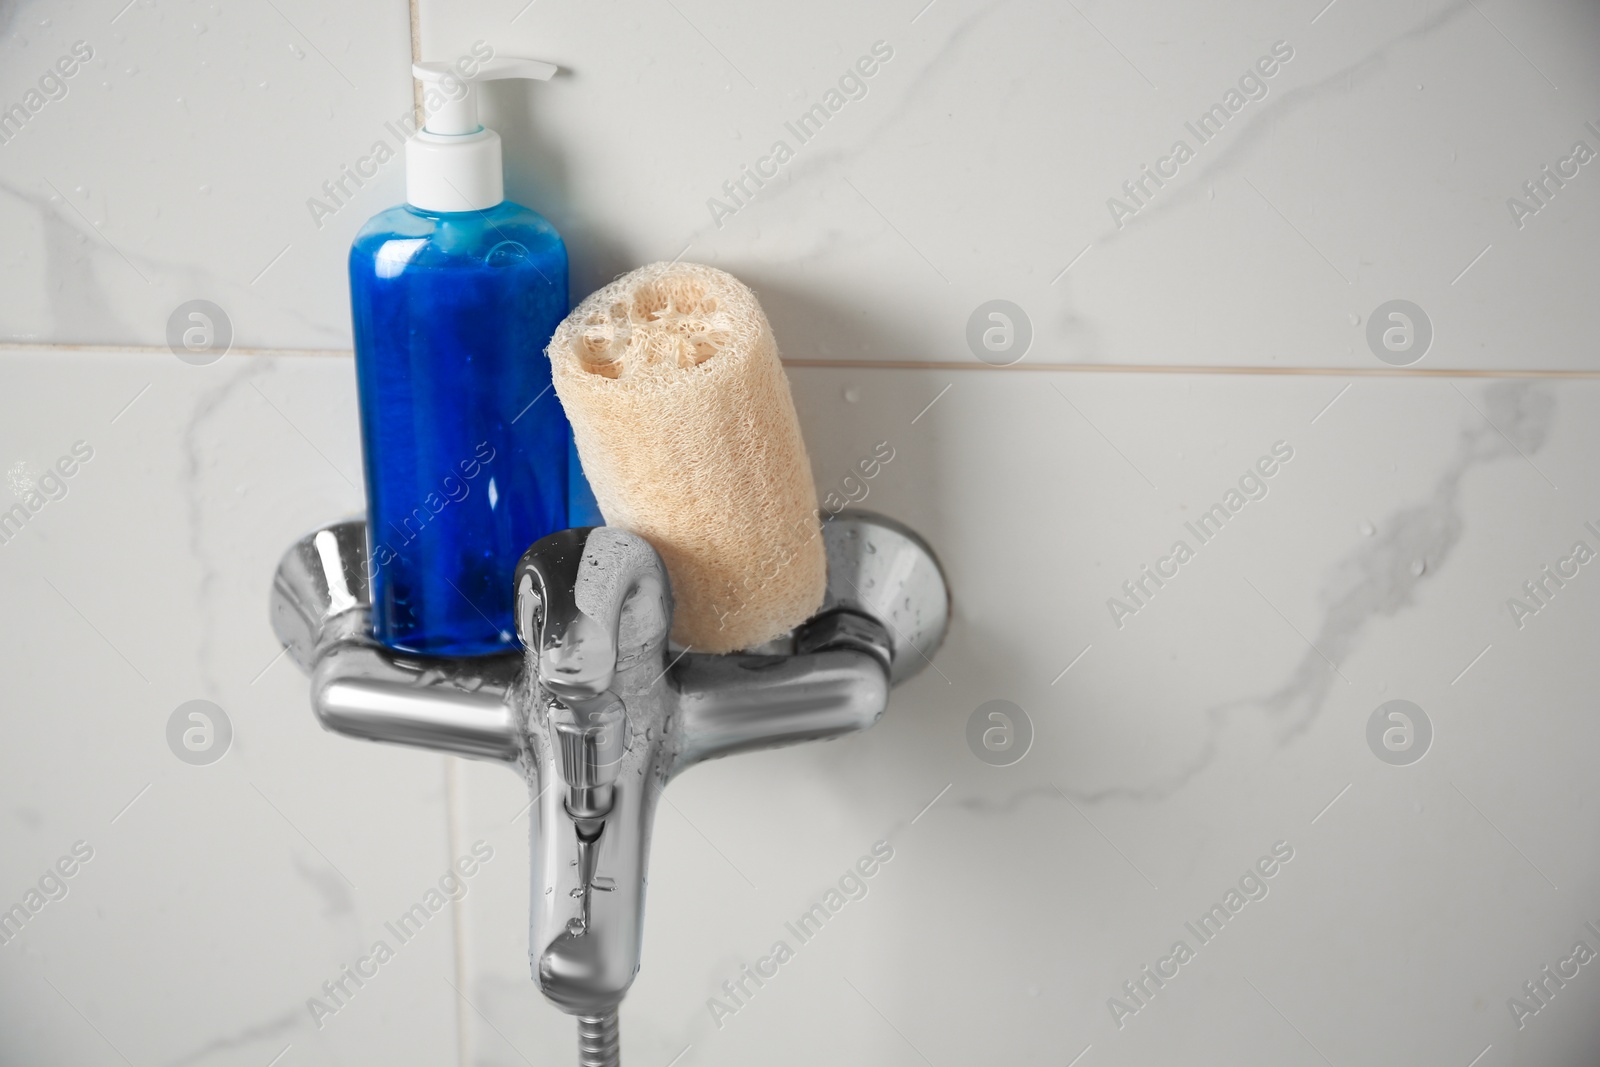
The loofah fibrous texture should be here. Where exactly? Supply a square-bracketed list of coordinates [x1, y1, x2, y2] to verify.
[547, 262, 825, 654]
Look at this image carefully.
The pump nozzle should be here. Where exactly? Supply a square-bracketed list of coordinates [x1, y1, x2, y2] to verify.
[412, 57, 557, 136]
[406, 54, 560, 213]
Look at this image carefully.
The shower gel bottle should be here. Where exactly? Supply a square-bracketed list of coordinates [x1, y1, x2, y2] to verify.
[350, 54, 599, 657]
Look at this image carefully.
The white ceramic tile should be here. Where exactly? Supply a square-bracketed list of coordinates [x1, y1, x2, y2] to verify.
[415, 0, 1600, 370]
[0, 0, 412, 349]
[446, 364, 1600, 1065]
[10, 0, 1600, 1061]
[0, 348, 464, 1066]
[7, 347, 1600, 1063]
[13, 0, 1597, 368]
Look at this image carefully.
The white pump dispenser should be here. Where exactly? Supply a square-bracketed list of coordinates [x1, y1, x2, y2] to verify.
[406, 57, 557, 213]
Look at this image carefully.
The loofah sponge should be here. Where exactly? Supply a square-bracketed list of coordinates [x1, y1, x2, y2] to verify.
[547, 262, 825, 654]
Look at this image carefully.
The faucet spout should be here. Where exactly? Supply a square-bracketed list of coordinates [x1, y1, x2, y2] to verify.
[515, 527, 675, 1015]
[529, 751, 655, 1013]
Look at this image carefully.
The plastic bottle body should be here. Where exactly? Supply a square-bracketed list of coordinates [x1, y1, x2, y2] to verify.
[350, 201, 591, 657]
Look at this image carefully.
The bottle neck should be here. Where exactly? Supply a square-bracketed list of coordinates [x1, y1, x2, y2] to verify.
[406, 128, 505, 213]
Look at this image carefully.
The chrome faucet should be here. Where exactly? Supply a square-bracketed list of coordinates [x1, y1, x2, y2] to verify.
[270, 512, 948, 1066]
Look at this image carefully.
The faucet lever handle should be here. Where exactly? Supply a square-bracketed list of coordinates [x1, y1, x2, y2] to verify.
[515, 527, 673, 702]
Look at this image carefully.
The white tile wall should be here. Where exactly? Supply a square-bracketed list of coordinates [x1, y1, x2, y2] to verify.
[8, 0, 1599, 366]
[5, 0, 1600, 1065]
[0, 349, 464, 1066]
[0, 0, 412, 348]
[417, 0, 1600, 370]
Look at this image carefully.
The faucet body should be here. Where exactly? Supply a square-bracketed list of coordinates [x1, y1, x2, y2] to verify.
[270, 512, 947, 1061]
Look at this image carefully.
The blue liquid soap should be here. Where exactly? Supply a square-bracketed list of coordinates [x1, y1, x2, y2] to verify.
[351, 202, 594, 657]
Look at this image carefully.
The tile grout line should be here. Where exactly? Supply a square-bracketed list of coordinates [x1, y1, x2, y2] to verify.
[414, 0, 476, 1052]
[8, 343, 1599, 378]
[787, 360, 1600, 378]
[445, 756, 472, 1067]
